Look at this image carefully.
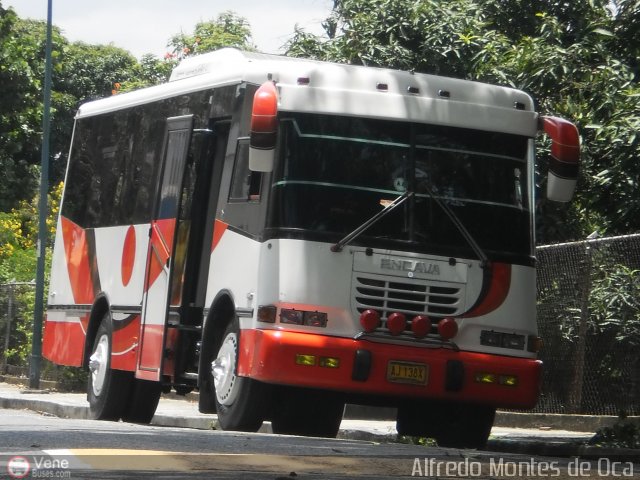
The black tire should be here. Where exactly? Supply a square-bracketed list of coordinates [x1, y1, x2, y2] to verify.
[213, 317, 270, 431]
[271, 387, 345, 438]
[198, 325, 219, 414]
[122, 379, 162, 424]
[87, 313, 133, 420]
[396, 400, 495, 449]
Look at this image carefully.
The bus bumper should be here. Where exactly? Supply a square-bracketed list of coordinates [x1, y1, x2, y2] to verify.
[238, 329, 541, 409]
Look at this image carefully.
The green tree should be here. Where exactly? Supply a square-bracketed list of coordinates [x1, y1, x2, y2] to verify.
[119, 11, 255, 91]
[168, 11, 255, 60]
[0, 3, 142, 207]
[0, 7, 63, 211]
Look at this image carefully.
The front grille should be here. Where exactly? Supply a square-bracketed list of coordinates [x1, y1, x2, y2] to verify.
[353, 274, 464, 336]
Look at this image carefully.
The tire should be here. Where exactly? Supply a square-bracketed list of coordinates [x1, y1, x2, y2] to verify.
[122, 379, 162, 424]
[198, 325, 219, 414]
[396, 400, 495, 449]
[271, 387, 345, 438]
[87, 313, 133, 420]
[212, 317, 270, 431]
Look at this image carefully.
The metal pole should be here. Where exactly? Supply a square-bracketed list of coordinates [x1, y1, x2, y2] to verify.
[29, 0, 53, 390]
[2, 285, 13, 372]
[567, 239, 593, 413]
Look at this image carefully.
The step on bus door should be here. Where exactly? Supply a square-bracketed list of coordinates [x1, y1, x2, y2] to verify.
[136, 115, 194, 381]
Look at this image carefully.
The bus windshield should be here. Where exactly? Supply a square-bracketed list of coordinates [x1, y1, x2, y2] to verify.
[268, 112, 533, 262]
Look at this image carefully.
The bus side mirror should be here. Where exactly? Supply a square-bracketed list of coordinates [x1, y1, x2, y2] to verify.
[249, 81, 278, 173]
[540, 116, 580, 202]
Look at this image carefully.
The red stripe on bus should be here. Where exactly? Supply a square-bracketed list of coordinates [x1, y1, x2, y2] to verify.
[42, 316, 87, 367]
[60, 217, 95, 305]
[463, 262, 512, 318]
[211, 219, 228, 252]
[121, 225, 136, 287]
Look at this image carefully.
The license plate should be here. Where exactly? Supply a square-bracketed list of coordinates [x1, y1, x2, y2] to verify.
[387, 361, 428, 385]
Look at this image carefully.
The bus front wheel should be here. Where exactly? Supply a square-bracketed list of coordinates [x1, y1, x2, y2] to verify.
[87, 313, 133, 420]
[271, 387, 345, 438]
[396, 400, 495, 449]
[122, 379, 162, 424]
[212, 318, 270, 431]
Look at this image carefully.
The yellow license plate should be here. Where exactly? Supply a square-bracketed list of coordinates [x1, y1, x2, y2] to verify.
[386, 361, 428, 385]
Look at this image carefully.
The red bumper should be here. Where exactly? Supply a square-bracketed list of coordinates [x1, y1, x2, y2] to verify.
[238, 329, 541, 409]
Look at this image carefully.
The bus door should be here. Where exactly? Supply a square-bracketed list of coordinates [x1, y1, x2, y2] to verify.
[136, 115, 194, 381]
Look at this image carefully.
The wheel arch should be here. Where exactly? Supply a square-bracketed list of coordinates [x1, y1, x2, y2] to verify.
[82, 293, 111, 368]
[198, 290, 237, 387]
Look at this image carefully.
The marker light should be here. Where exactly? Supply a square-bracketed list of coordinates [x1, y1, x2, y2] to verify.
[359, 309, 381, 332]
[280, 309, 304, 325]
[499, 375, 518, 387]
[249, 80, 278, 172]
[295, 354, 316, 366]
[303, 311, 328, 328]
[257, 305, 277, 323]
[250, 81, 278, 146]
[386, 312, 406, 336]
[475, 372, 497, 384]
[437, 317, 458, 340]
[319, 357, 340, 368]
[411, 315, 431, 338]
[528, 335, 544, 353]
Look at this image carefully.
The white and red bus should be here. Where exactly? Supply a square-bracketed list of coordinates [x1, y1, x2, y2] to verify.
[43, 48, 579, 447]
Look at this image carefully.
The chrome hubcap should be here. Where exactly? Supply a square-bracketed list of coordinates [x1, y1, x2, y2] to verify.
[212, 332, 238, 406]
[89, 334, 109, 397]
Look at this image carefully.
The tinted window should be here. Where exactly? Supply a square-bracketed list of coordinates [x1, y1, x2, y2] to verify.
[62, 90, 218, 227]
[269, 113, 533, 260]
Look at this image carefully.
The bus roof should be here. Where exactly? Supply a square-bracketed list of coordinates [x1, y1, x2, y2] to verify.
[76, 48, 538, 137]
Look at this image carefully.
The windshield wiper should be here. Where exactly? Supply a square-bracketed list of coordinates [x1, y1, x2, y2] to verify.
[330, 191, 413, 252]
[422, 181, 490, 269]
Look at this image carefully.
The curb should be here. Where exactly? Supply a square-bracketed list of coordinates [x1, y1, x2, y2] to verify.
[486, 438, 640, 463]
[0, 393, 89, 420]
[494, 411, 640, 433]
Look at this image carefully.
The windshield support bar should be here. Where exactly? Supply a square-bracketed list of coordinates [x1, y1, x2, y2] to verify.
[422, 181, 490, 269]
[331, 191, 414, 252]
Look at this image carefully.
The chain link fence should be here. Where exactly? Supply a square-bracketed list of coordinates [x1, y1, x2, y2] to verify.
[536, 234, 640, 416]
[0, 281, 35, 373]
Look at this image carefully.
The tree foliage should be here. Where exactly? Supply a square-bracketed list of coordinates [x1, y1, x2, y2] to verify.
[286, 0, 640, 243]
[0, 4, 141, 208]
[118, 12, 254, 92]
[0, 7, 54, 211]
[0, 3, 255, 210]
[167, 11, 254, 61]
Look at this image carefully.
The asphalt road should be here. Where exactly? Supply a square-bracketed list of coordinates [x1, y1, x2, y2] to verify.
[1, 409, 638, 479]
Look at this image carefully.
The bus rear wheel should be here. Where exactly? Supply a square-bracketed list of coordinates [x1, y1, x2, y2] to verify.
[271, 387, 345, 438]
[212, 318, 270, 431]
[87, 313, 133, 420]
[396, 400, 495, 449]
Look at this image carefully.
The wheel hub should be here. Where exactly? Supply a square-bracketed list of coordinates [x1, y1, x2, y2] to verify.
[211, 332, 239, 406]
[89, 334, 109, 397]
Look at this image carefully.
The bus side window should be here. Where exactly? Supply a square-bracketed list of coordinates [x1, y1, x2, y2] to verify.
[229, 138, 262, 202]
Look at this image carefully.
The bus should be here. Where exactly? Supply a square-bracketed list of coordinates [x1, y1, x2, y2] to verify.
[43, 48, 580, 448]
